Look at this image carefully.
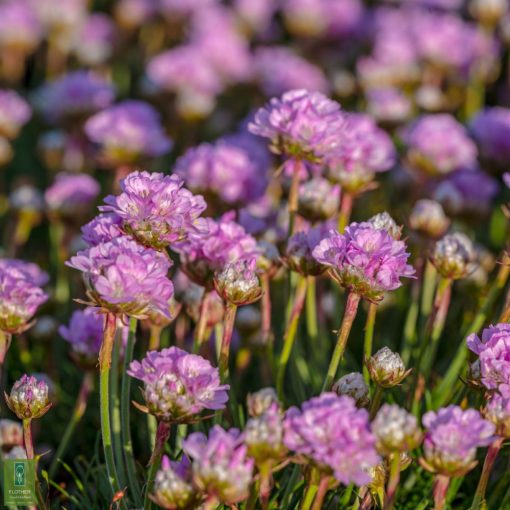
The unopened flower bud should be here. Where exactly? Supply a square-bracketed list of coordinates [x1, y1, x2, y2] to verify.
[372, 404, 422, 455]
[297, 178, 340, 222]
[430, 233, 475, 280]
[151, 456, 199, 510]
[368, 212, 402, 240]
[247, 387, 280, 417]
[366, 347, 410, 388]
[409, 199, 450, 239]
[245, 403, 287, 462]
[332, 372, 370, 407]
[0, 419, 23, 449]
[483, 394, 510, 438]
[5, 374, 51, 420]
[215, 259, 263, 306]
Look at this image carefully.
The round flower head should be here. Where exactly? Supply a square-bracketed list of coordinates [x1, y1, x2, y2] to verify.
[45, 172, 100, 219]
[402, 114, 477, 176]
[81, 213, 124, 246]
[128, 347, 229, 422]
[0, 1, 43, 53]
[325, 113, 395, 194]
[483, 394, 510, 438]
[66, 236, 174, 319]
[84, 100, 172, 166]
[175, 140, 267, 209]
[368, 212, 402, 240]
[5, 374, 51, 420]
[254, 47, 329, 97]
[151, 456, 199, 510]
[430, 232, 475, 280]
[245, 403, 287, 463]
[312, 221, 415, 302]
[297, 178, 340, 222]
[366, 87, 412, 126]
[214, 258, 262, 306]
[366, 347, 411, 388]
[286, 223, 333, 277]
[467, 323, 510, 397]
[73, 13, 116, 66]
[372, 404, 421, 455]
[0, 259, 48, 287]
[248, 89, 345, 164]
[332, 372, 370, 407]
[247, 387, 280, 417]
[183, 426, 254, 505]
[33, 71, 114, 124]
[0, 90, 31, 139]
[421, 406, 495, 477]
[470, 108, 510, 173]
[0, 262, 48, 334]
[100, 171, 207, 250]
[175, 213, 258, 289]
[409, 199, 450, 239]
[284, 393, 380, 485]
[59, 307, 103, 368]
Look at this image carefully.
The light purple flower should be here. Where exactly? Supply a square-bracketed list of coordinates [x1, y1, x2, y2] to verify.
[312, 221, 415, 302]
[233, 0, 277, 34]
[175, 140, 267, 208]
[6, 374, 51, 420]
[248, 89, 345, 164]
[100, 171, 206, 250]
[283, 393, 379, 485]
[66, 236, 174, 318]
[0, 259, 48, 286]
[402, 114, 477, 176]
[365, 88, 412, 126]
[59, 307, 103, 363]
[74, 13, 116, 65]
[467, 323, 510, 398]
[254, 47, 329, 97]
[0, 261, 48, 334]
[158, 0, 217, 17]
[183, 426, 254, 504]
[45, 172, 100, 217]
[298, 178, 340, 222]
[470, 107, 510, 172]
[114, 0, 157, 29]
[0, 90, 31, 139]
[0, 0, 43, 53]
[81, 213, 124, 246]
[128, 346, 229, 422]
[33, 71, 115, 123]
[84, 100, 172, 165]
[422, 405, 495, 476]
[483, 393, 510, 438]
[175, 213, 258, 288]
[326, 113, 395, 193]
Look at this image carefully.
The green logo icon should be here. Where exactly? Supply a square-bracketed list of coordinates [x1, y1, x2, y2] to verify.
[4, 459, 36, 505]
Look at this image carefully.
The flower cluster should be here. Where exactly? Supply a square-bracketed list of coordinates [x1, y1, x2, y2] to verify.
[128, 347, 229, 422]
[284, 393, 379, 485]
[67, 236, 174, 318]
[312, 221, 415, 302]
[100, 171, 207, 249]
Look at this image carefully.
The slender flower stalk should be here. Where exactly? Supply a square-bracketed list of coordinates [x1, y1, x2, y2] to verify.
[383, 453, 401, 510]
[287, 159, 303, 237]
[433, 475, 450, 510]
[306, 276, 318, 343]
[369, 385, 383, 420]
[48, 371, 94, 479]
[471, 437, 505, 510]
[121, 318, 142, 507]
[144, 421, 171, 510]
[193, 291, 211, 353]
[261, 274, 272, 344]
[99, 312, 122, 496]
[311, 476, 330, 510]
[337, 193, 353, 233]
[363, 303, 377, 384]
[22, 418, 34, 459]
[277, 276, 308, 400]
[219, 302, 237, 382]
[323, 292, 361, 391]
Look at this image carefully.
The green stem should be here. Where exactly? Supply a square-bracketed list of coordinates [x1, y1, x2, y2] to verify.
[23, 419, 47, 509]
[434, 257, 510, 407]
[148, 325, 162, 351]
[287, 159, 302, 238]
[144, 421, 171, 510]
[277, 276, 308, 400]
[121, 318, 142, 507]
[306, 276, 318, 342]
[261, 275, 273, 345]
[99, 312, 122, 496]
[300, 482, 319, 510]
[48, 371, 94, 479]
[363, 303, 377, 384]
[219, 303, 238, 383]
[369, 385, 383, 420]
[470, 437, 504, 510]
[322, 292, 361, 391]
[420, 260, 437, 320]
[337, 193, 353, 233]
[384, 453, 401, 510]
[193, 291, 210, 353]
